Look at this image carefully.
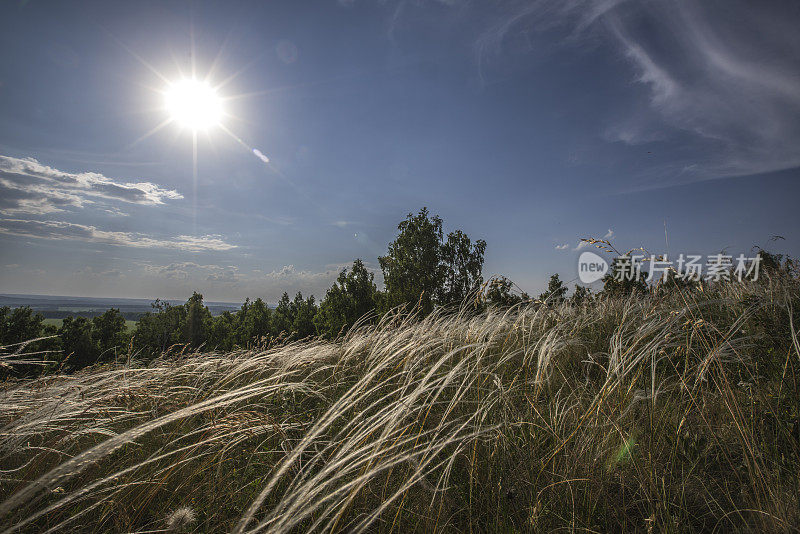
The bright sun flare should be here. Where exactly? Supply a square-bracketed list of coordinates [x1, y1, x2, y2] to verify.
[164, 79, 223, 130]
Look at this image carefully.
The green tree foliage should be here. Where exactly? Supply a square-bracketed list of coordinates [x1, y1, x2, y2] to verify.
[754, 248, 799, 278]
[272, 292, 294, 336]
[209, 297, 274, 350]
[539, 274, 568, 304]
[292, 293, 318, 338]
[234, 298, 272, 347]
[134, 299, 187, 357]
[314, 259, 378, 338]
[0, 306, 7, 344]
[484, 276, 528, 307]
[91, 308, 128, 358]
[1, 306, 123, 372]
[602, 257, 648, 296]
[1, 306, 46, 345]
[208, 311, 236, 351]
[59, 316, 98, 369]
[438, 230, 487, 305]
[131, 291, 306, 355]
[571, 285, 592, 306]
[379, 208, 444, 314]
[0, 306, 60, 376]
[346, 259, 379, 320]
[315, 280, 349, 339]
[182, 292, 211, 348]
[379, 208, 486, 314]
[657, 268, 699, 294]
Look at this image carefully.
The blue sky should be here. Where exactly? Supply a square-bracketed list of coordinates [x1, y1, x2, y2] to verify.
[1, 0, 798, 302]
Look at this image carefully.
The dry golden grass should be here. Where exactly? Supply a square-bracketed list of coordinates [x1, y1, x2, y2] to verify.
[1, 275, 799, 532]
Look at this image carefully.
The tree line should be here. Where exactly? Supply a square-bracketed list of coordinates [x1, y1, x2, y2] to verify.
[1, 208, 488, 372]
[1, 208, 790, 375]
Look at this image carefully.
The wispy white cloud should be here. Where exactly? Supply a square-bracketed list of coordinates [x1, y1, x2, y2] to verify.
[0, 218, 235, 251]
[555, 243, 569, 250]
[257, 262, 380, 296]
[144, 262, 199, 280]
[139, 262, 354, 301]
[604, 228, 614, 239]
[145, 262, 241, 282]
[604, 2, 800, 182]
[206, 267, 240, 283]
[264, 264, 343, 284]
[76, 266, 125, 278]
[470, 0, 800, 184]
[0, 155, 182, 215]
[102, 207, 130, 217]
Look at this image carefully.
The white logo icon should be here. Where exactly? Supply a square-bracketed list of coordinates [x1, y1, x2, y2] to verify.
[578, 251, 609, 284]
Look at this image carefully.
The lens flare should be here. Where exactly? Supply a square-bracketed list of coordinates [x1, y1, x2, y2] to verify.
[252, 148, 270, 164]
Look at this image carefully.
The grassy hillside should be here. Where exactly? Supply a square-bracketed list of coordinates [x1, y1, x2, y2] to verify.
[1, 276, 799, 532]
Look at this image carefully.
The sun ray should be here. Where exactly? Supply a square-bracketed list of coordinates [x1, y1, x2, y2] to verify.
[124, 118, 174, 150]
[212, 52, 269, 92]
[204, 30, 238, 87]
[202, 129, 220, 159]
[101, 26, 172, 85]
[169, 50, 187, 81]
[217, 123, 253, 152]
[220, 72, 355, 102]
[203, 3, 257, 87]
[190, 15, 197, 81]
[114, 105, 174, 119]
[192, 130, 198, 235]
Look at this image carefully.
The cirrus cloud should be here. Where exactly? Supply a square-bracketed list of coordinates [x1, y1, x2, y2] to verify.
[470, 0, 800, 184]
[0, 218, 235, 252]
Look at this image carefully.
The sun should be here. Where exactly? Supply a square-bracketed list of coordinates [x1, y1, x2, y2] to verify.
[164, 78, 223, 131]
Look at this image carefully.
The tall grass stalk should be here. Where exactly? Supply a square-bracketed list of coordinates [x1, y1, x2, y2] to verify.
[1, 276, 798, 532]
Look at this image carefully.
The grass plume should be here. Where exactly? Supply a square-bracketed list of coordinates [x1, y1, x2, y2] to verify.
[1, 275, 799, 532]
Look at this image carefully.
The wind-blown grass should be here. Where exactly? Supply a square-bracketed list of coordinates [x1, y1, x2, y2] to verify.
[1, 276, 799, 532]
